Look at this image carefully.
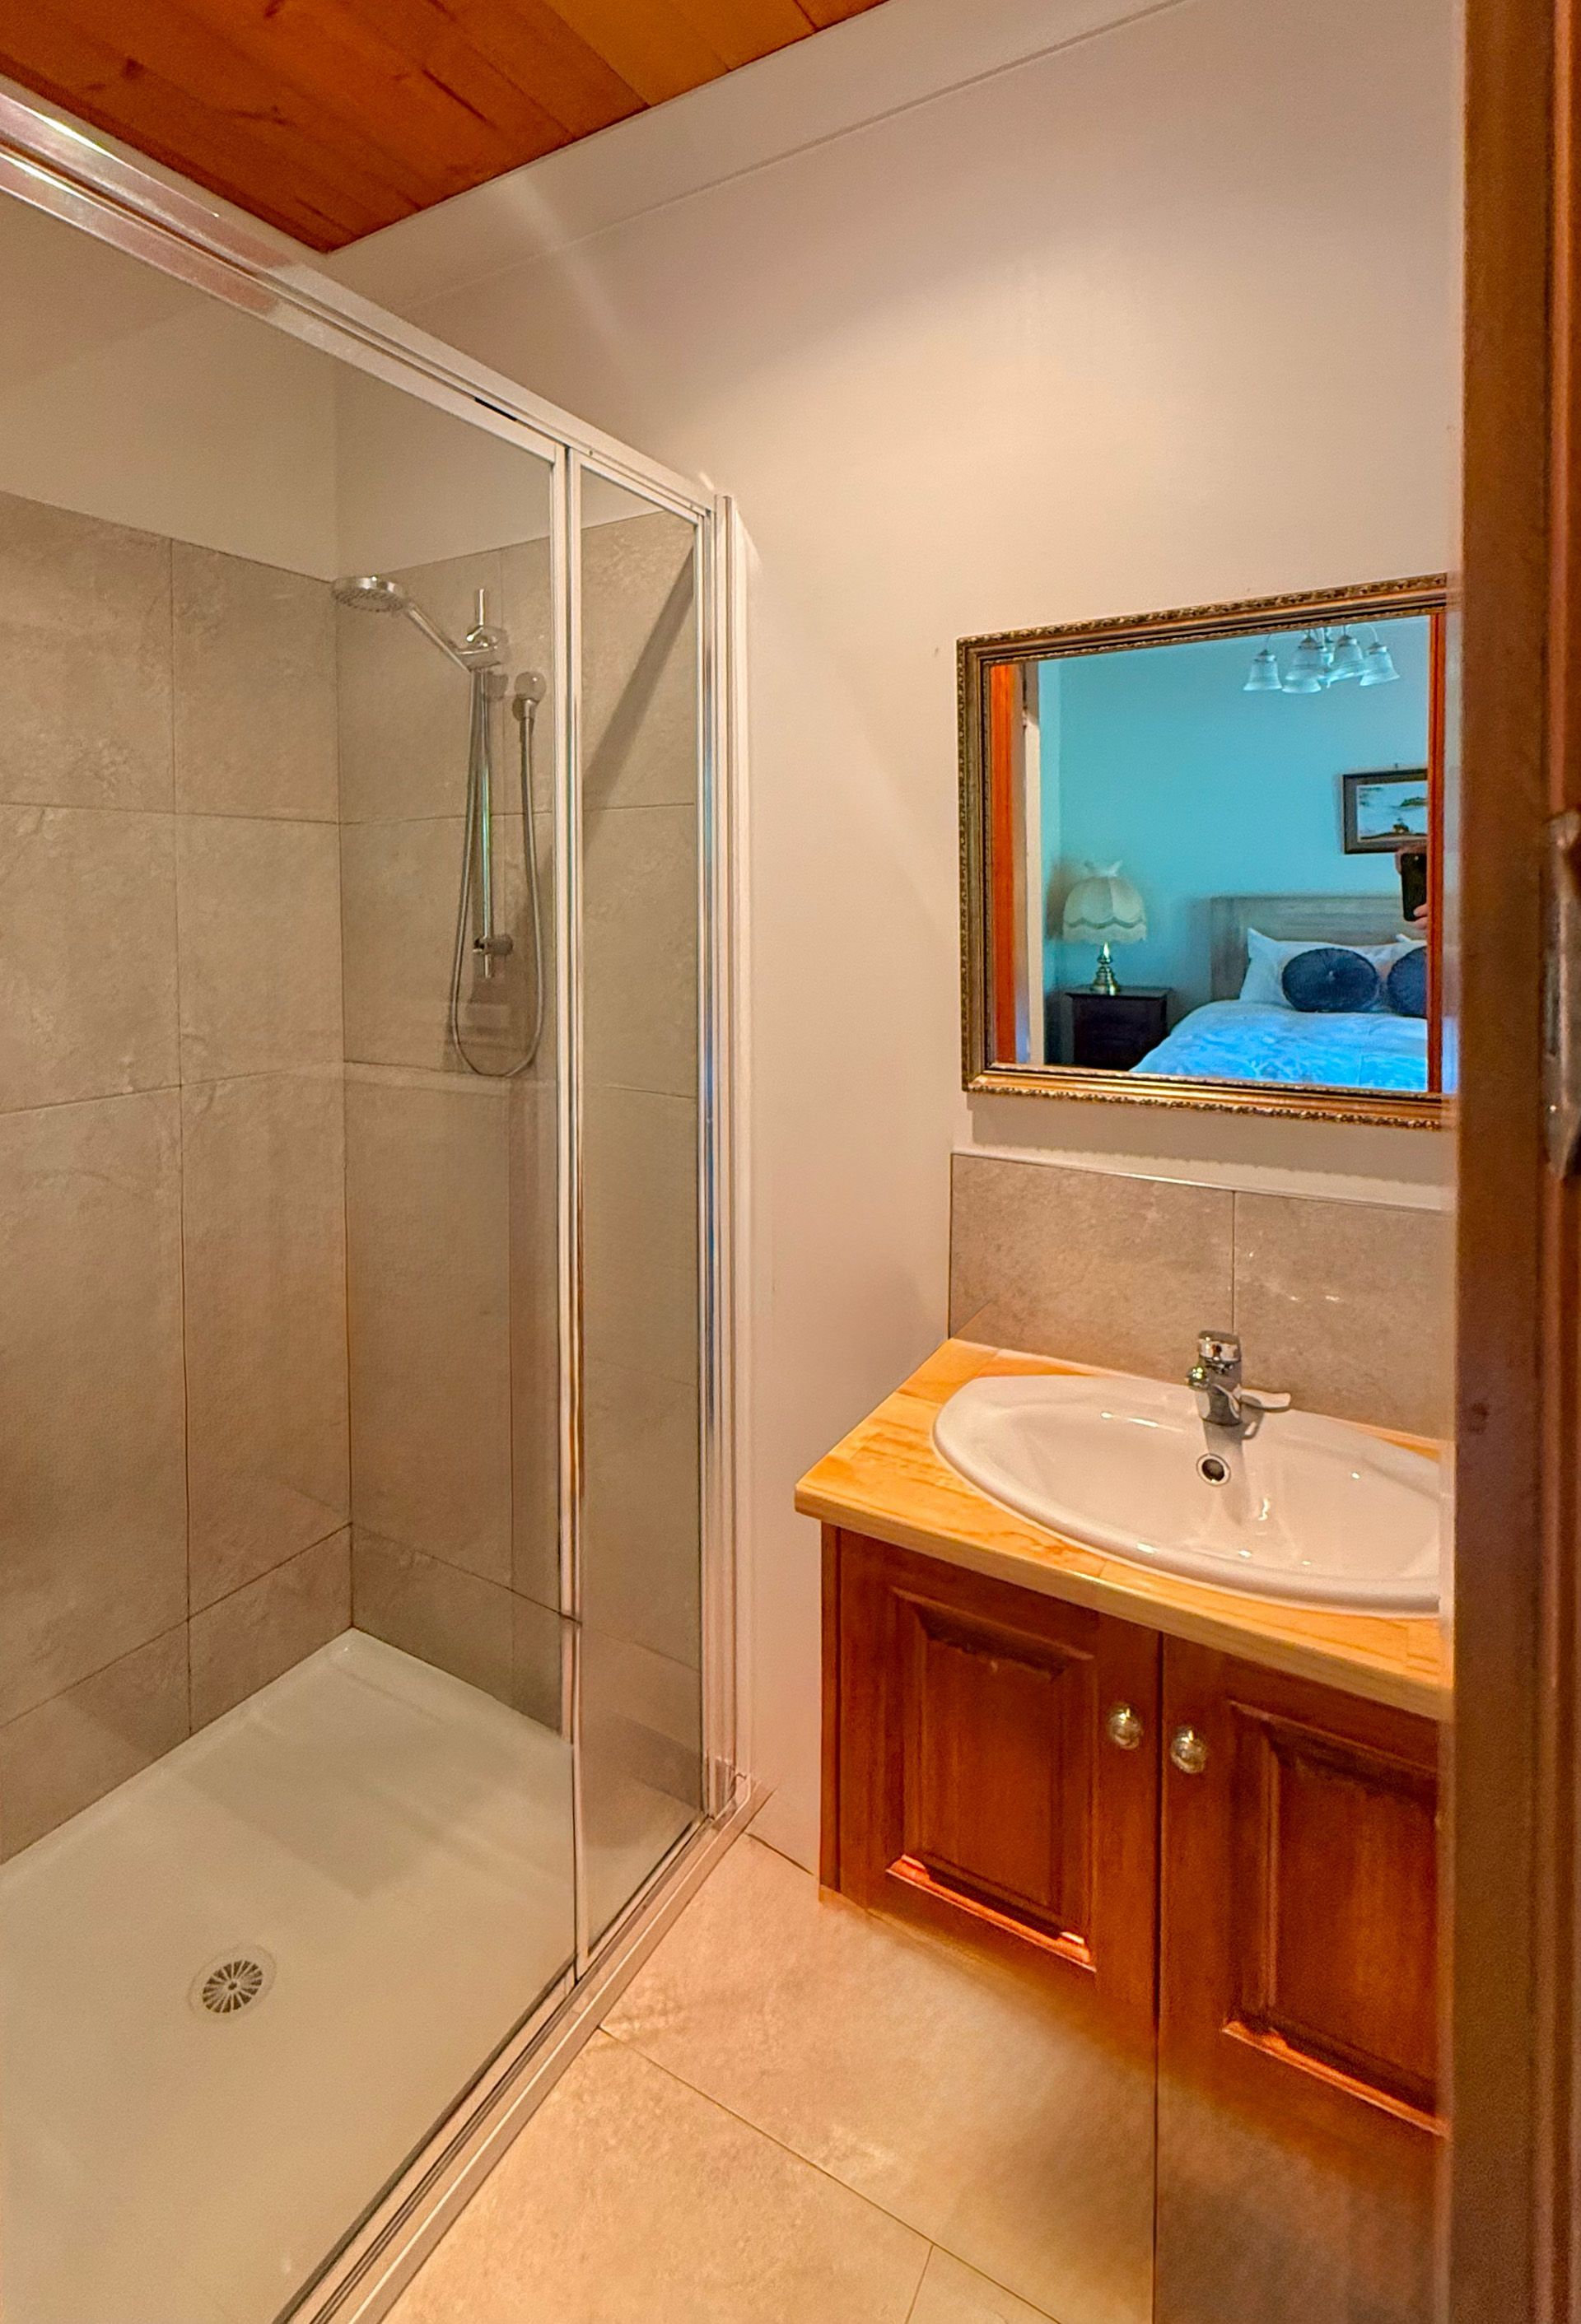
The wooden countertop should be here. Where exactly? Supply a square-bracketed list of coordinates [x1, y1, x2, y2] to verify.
[795, 1339, 1450, 1721]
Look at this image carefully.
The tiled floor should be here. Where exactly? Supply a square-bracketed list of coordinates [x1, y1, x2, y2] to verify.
[388, 1836, 1081, 2324]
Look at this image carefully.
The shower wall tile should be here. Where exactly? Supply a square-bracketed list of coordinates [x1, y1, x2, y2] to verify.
[1233, 1192, 1453, 1437]
[173, 544, 338, 820]
[512, 1593, 565, 1730]
[0, 491, 173, 813]
[583, 1358, 701, 1674]
[352, 1527, 515, 1708]
[0, 1092, 187, 1725]
[0, 805, 178, 1111]
[579, 514, 698, 814]
[583, 803, 699, 1099]
[346, 1074, 512, 1584]
[509, 1076, 559, 1611]
[189, 1525, 351, 1729]
[336, 547, 501, 823]
[0, 1627, 189, 1861]
[583, 1085, 700, 1390]
[182, 1072, 350, 1610]
[175, 814, 342, 1078]
[341, 813, 539, 1076]
[948, 1154, 1235, 1379]
[500, 538, 554, 815]
[946, 1155, 1453, 1439]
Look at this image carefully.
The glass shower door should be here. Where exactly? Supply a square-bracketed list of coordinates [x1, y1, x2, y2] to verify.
[574, 470, 708, 1947]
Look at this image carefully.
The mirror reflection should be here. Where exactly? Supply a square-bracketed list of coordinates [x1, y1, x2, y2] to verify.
[964, 583, 1448, 1120]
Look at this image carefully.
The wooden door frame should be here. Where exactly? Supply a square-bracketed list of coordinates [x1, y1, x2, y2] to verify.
[1456, 0, 1580, 2317]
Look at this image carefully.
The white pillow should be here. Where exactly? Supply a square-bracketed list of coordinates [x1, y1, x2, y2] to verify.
[1238, 925, 1413, 1010]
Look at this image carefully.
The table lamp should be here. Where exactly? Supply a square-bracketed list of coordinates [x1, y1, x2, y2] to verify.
[1061, 862, 1147, 994]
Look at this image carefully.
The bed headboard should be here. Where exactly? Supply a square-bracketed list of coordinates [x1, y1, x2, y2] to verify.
[1208, 893, 1408, 1000]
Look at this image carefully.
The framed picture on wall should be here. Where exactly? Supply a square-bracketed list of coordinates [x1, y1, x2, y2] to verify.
[1341, 768, 1431, 854]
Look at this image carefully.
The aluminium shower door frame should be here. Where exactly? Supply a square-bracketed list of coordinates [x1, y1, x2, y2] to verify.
[0, 83, 749, 2324]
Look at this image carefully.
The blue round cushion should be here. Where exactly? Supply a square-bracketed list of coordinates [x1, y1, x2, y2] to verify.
[1386, 945, 1429, 1018]
[1280, 945, 1381, 1013]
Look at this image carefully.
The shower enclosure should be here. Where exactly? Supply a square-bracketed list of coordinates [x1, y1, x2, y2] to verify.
[0, 90, 741, 2324]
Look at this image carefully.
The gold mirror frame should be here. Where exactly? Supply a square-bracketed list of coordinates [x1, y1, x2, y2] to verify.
[958, 575, 1452, 1127]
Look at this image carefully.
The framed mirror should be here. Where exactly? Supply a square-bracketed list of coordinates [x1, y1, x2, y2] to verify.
[958, 577, 1449, 1126]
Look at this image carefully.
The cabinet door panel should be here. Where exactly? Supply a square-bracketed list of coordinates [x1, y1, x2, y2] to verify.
[1158, 1638, 1442, 2324]
[828, 1529, 1159, 2024]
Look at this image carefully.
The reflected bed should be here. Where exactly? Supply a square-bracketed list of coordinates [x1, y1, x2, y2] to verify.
[1132, 998, 1428, 1090]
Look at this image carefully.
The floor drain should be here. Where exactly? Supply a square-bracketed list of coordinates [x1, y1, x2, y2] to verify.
[190, 1947, 275, 2019]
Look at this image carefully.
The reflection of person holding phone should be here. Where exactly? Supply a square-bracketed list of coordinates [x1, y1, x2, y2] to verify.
[1398, 846, 1429, 936]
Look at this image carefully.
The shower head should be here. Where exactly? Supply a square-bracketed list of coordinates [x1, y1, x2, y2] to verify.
[332, 571, 482, 672]
[332, 574, 408, 613]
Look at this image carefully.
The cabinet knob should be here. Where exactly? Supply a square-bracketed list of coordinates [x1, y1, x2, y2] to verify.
[1168, 1725, 1209, 1776]
[1105, 1703, 1145, 1751]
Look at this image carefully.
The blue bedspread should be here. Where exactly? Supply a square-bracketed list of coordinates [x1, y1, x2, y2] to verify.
[1131, 999, 1429, 1091]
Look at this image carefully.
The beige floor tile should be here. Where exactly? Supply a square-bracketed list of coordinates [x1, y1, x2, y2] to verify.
[909, 2250, 1058, 2324]
[0, 491, 173, 812]
[388, 2033, 928, 2324]
[0, 1092, 187, 1723]
[604, 1837, 1154, 2324]
[189, 1529, 350, 1728]
[183, 1073, 350, 1609]
[176, 816, 342, 1079]
[173, 543, 337, 820]
[0, 805, 178, 1108]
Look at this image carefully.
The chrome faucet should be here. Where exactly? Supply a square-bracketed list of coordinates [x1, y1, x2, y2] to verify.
[1187, 1330, 1291, 1435]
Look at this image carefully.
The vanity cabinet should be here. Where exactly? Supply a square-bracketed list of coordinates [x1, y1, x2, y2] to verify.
[822, 1525, 1442, 2324]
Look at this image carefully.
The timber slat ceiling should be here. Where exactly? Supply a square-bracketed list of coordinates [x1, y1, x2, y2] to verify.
[0, 0, 890, 251]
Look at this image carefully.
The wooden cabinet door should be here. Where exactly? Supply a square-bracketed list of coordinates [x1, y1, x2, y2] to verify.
[1156, 1638, 1443, 2324]
[826, 1529, 1160, 2050]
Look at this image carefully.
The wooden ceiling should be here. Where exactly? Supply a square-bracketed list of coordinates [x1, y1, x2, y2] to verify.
[0, 0, 891, 252]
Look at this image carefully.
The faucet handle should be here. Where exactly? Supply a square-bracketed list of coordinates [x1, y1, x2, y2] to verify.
[1196, 1329, 1241, 1370]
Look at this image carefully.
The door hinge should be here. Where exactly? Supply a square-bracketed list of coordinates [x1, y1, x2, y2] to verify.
[1545, 807, 1581, 1176]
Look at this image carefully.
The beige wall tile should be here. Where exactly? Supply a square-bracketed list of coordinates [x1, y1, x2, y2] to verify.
[176, 815, 342, 1079]
[581, 1626, 702, 1937]
[341, 813, 543, 1076]
[580, 514, 698, 813]
[583, 1357, 700, 1670]
[0, 491, 173, 812]
[0, 806, 177, 1109]
[910, 2251, 1057, 2324]
[346, 1075, 512, 1582]
[512, 1592, 565, 1730]
[1233, 1192, 1453, 1436]
[949, 1154, 1235, 1379]
[500, 538, 554, 816]
[183, 1074, 350, 1610]
[386, 2033, 928, 2324]
[336, 549, 501, 823]
[509, 1077, 560, 1609]
[604, 1837, 1154, 2323]
[583, 804, 698, 1098]
[0, 1628, 188, 1861]
[584, 1086, 700, 1389]
[173, 543, 337, 820]
[189, 1528, 350, 1728]
[0, 1093, 186, 1722]
[352, 1529, 515, 1707]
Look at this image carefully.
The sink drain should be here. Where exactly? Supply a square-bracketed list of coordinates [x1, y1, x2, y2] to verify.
[1197, 1453, 1230, 1485]
[189, 1946, 275, 2019]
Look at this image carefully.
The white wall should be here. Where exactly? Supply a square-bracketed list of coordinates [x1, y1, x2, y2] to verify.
[332, 0, 1462, 1866]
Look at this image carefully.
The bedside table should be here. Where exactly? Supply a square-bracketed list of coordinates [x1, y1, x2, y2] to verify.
[1055, 987, 1172, 1070]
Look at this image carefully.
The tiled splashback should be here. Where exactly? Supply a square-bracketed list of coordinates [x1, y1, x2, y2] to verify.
[949, 1153, 1453, 1440]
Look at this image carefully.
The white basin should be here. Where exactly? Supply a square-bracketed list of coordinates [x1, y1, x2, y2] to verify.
[932, 1372, 1440, 1614]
